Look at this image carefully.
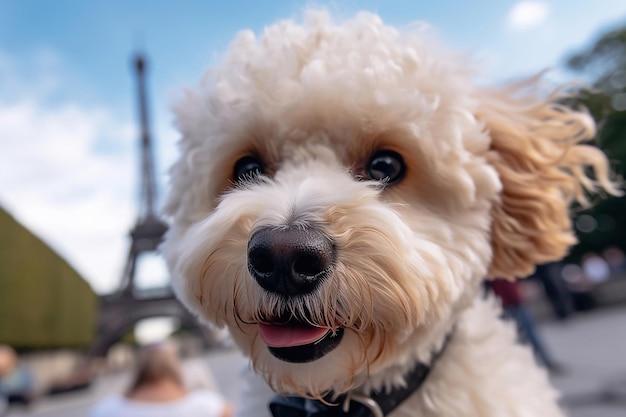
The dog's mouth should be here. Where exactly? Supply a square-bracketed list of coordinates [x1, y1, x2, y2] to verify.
[258, 318, 344, 363]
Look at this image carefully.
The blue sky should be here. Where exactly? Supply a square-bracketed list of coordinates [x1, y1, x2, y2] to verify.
[1, 0, 626, 294]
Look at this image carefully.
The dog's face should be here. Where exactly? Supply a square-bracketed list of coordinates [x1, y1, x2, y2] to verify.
[163, 12, 615, 397]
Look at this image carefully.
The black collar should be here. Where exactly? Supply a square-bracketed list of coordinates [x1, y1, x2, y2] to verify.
[269, 331, 454, 417]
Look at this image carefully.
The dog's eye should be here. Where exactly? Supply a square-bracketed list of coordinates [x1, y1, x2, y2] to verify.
[366, 150, 406, 184]
[233, 156, 265, 183]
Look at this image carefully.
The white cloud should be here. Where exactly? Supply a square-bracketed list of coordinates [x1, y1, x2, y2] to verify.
[0, 50, 148, 293]
[508, 1, 550, 30]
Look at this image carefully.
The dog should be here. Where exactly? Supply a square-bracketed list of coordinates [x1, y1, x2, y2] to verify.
[162, 11, 619, 417]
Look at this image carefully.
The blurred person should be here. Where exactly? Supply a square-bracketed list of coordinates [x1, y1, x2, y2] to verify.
[0, 347, 10, 407]
[89, 345, 233, 417]
[0, 345, 36, 407]
[603, 246, 625, 273]
[487, 280, 564, 374]
[530, 262, 573, 320]
[561, 263, 597, 311]
[581, 252, 610, 284]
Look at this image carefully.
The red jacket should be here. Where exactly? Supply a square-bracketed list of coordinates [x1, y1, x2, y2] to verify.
[489, 279, 523, 307]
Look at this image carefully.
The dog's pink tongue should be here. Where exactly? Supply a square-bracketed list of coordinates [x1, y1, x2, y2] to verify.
[258, 323, 329, 348]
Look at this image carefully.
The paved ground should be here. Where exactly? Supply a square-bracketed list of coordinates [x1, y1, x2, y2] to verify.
[542, 305, 626, 417]
[6, 305, 626, 417]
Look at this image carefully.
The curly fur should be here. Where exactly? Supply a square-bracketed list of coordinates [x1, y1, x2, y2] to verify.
[162, 10, 620, 417]
[481, 82, 620, 278]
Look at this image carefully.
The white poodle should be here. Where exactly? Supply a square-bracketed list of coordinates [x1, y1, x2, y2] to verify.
[163, 11, 619, 417]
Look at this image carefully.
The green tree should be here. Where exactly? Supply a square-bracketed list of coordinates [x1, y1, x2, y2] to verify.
[565, 25, 626, 261]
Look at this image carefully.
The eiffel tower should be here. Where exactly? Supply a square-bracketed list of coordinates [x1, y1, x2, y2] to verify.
[89, 53, 215, 357]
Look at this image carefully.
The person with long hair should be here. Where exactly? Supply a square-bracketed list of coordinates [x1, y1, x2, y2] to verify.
[90, 345, 232, 417]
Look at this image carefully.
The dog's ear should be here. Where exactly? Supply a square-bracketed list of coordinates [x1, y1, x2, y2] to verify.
[476, 80, 621, 279]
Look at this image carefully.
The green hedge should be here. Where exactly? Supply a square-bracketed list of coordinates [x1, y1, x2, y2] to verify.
[0, 207, 97, 349]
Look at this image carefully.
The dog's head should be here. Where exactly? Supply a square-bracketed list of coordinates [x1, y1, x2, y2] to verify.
[163, 12, 618, 397]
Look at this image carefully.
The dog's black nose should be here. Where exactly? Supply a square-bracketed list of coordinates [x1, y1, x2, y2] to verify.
[247, 227, 335, 296]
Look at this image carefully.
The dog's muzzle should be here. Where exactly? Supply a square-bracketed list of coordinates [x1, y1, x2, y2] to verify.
[247, 227, 342, 362]
[247, 226, 335, 296]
